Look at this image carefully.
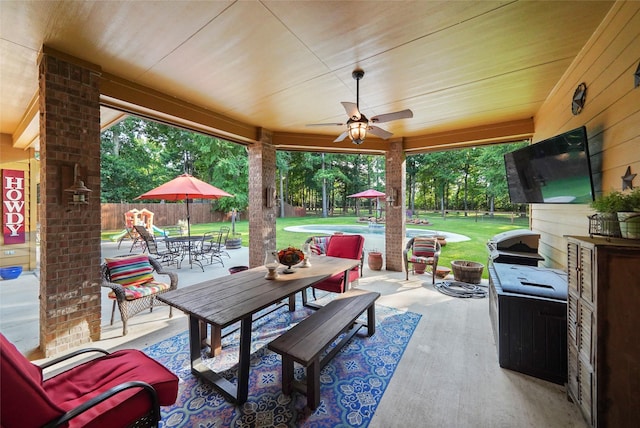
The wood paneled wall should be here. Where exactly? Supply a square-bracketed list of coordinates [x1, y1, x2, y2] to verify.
[532, 1, 640, 269]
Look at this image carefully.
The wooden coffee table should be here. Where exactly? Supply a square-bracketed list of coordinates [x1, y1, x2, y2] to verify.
[156, 255, 360, 404]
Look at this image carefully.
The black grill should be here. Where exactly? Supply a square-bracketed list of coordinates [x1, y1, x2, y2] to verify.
[487, 229, 544, 266]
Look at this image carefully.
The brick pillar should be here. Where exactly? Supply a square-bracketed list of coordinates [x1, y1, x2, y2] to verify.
[248, 129, 276, 268]
[385, 140, 406, 272]
[38, 48, 102, 356]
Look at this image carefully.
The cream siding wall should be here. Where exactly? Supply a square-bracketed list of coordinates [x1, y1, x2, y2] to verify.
[532, 1, 640, 269]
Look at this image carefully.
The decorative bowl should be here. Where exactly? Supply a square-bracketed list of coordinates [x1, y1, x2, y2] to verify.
[277, 247, 305, 274]
[0, 266, 23, 280]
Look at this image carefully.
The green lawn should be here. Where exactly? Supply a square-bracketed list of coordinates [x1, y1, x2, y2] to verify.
[102, 212, 529, 279]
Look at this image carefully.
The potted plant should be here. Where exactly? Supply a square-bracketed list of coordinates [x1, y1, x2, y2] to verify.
[591, 189, 640, 239]
[616, 188, 640, 239]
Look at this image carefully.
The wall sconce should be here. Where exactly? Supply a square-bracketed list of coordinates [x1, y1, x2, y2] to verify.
[387, 188, 399, 207]
[63, 163, 91, 205]
[265, 186, 276, 208]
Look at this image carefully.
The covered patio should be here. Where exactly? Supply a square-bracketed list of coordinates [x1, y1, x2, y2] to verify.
[1, 1, 639, 426]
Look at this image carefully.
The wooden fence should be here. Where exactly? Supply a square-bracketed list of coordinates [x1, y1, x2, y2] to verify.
[101, 203, 231, 231]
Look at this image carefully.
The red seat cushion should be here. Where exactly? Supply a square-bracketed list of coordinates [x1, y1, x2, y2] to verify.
[43, 349, 178, 427]
[313, 268, 360, 293]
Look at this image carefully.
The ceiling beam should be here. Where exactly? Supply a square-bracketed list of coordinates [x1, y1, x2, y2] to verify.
[403, 118, 534, 153]
[100, 73, 259, 144]
[12, 93, 39, 150]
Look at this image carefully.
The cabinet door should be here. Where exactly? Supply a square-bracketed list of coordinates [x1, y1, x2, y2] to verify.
[578, 355, 594, 426]
[578, 301, 594, 365]
[567, 241, 579, 295]
[567, 342, 579, 403]
[578, 244, 594, 304]
[567, 291, 579, 346]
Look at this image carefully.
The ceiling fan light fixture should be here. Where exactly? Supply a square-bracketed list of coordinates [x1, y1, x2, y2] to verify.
[348, 119, 368, 144]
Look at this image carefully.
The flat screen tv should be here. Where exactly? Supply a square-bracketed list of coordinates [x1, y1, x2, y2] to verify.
[504, 126, 594, 204]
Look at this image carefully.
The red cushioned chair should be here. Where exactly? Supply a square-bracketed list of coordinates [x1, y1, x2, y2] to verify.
[0, 333, 178, 428]
[311, 234, 365, 295]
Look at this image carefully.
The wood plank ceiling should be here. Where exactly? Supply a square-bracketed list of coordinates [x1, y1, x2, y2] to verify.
[0, 1, 614, 153]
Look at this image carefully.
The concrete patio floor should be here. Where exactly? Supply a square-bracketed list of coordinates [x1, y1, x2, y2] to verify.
[0, 240, 586, 427]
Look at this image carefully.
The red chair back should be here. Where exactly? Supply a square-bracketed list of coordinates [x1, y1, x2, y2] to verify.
[1, 333, 64, 428]
[325, 234, 365, 260]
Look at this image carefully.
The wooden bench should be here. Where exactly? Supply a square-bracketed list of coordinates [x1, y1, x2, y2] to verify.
[267, 288, 380, 411]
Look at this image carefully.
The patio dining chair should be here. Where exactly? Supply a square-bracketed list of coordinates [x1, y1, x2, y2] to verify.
[218, 226, 231, 258]
[134, 225, 181, 269]
[194, 231, 225, 267]
[117, 222, 145, 252]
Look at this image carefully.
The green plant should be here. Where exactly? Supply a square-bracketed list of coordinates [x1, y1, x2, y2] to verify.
[627, 188, 640, 212]
[592, 188, 640, 213]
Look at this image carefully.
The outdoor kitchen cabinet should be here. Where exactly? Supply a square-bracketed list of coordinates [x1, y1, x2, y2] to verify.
[566, 236, 640, 427]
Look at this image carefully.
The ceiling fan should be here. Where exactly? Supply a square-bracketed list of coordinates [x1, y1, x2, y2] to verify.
[307, 69, 413, 144]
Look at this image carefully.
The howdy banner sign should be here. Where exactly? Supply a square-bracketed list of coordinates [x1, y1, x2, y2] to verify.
[2, 169, 26, 244]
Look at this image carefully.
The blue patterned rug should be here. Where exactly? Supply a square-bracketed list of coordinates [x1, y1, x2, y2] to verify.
[144, 297, 421, 427]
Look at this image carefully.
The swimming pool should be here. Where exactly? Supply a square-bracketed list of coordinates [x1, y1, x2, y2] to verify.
[284, 224, 469, 243]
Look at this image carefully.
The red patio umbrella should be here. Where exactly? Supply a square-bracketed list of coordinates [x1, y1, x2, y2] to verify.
[347, 189, 386, 199]
[348, 189, 387, 220]
[136, 174, 233, 266]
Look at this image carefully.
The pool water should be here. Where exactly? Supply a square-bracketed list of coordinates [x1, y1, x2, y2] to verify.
[284, 224, 469, 243]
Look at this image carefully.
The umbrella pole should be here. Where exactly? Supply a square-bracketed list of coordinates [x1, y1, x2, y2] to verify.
[187, 197, 192, 268]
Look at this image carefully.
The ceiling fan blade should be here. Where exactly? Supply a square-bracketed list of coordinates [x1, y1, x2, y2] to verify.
[368, 126, 393, 140]
[334, 130, 349, 142]
[306, 122, 345, 127]
[371, 109, 413, 124]
[341, 102, 361, 120]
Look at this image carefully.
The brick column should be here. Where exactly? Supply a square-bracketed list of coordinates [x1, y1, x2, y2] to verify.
[385, 140, 406, 272]
[38, 48, 102, 356]
[248, 129, 276, 268]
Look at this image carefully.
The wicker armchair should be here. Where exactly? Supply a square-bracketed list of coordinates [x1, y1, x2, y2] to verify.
[101, 255, 178, 336]
[403, 236, 441, 283]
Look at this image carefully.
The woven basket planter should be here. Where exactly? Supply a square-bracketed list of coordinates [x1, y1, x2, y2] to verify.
[451, 260, 484, 284]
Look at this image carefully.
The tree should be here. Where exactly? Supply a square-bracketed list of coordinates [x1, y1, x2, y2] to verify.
[101, 117, 248, 213]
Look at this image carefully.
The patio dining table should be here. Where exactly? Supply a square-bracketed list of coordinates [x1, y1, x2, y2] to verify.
[156, 255, 360, 404]
[164, 235, 205, 270]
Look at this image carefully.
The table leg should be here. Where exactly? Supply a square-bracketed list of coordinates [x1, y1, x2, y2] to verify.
[189, 315, 203, 370]
[210, 324, 221, 357]
[236, 316, 252, 403]
[199, 320, 207, 346]
[189, 314, 239, 403]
